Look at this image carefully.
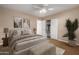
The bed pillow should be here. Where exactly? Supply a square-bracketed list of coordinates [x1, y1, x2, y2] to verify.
[9, 28, 21, 38]
[21, 29, 29, 35]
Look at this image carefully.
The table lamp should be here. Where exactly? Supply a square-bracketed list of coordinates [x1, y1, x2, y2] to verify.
[4, 28, 9, 38]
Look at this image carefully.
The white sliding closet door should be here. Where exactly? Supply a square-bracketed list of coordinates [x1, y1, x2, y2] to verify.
[37, 20, 42, 35]
[37, 20, 47, 37]
[50, 19, 58, 39]
[42, 20, 47, 37]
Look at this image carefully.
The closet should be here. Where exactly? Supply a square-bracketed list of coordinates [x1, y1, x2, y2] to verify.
[37, 19, 58, 39]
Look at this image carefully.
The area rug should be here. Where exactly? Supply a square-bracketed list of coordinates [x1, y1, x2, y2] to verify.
[55, 47, 65, 55]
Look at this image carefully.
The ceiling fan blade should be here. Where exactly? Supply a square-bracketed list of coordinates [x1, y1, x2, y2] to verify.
[32, 6, 42, 9]
[32, 4, 49, 11]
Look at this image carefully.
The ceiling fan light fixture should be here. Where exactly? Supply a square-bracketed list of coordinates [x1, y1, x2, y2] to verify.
[40, 8, 47, 14]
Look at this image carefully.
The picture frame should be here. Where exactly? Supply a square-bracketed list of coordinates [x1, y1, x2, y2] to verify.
[13, 16, 30, 28]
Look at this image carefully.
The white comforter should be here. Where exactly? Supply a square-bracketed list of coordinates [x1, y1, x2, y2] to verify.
[9, 34, 47, 54]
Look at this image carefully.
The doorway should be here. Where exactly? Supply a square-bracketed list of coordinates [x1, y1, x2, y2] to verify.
[46, 20, 51, 38]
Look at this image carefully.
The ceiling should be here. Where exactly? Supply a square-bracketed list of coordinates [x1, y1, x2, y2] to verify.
[0, 4, 79, 17]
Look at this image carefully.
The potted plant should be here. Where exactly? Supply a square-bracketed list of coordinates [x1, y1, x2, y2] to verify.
[63, 19, 78, 46]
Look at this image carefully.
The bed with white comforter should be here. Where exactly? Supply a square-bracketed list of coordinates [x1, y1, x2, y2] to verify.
[8, 34, 47, 54]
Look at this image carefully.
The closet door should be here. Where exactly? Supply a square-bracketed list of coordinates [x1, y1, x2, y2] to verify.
[50, 19, 58, 39]
[37, 20, 42, 35]
[42, 20, 47, 37]
[37, 20, 47, 37]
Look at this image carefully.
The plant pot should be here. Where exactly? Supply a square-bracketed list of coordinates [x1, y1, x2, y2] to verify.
[68, 40, 77, 47]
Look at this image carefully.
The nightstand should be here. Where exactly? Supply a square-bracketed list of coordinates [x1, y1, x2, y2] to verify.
[2, 37, 9, 47]
[0, 45, 11, 55]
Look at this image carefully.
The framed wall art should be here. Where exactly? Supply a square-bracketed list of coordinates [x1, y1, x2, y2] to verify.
[13, 17, 30, 28]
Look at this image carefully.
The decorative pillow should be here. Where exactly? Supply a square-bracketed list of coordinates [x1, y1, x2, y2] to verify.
[15, 28, 21, 36]
[9, 28, 33, 38]
[21, 28, 29, 35]
[8, 29, 14, 38]
[9, 28, 21, 38]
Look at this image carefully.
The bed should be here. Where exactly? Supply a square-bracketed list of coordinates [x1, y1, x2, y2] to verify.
[8, 30, 47, 55]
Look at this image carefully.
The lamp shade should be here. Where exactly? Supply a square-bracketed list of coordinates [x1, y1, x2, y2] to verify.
[4, 28, 9, 33]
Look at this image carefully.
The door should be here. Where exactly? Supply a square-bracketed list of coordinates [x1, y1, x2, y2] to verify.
[50, 19, 58, 39]
[37, 20, 47, 37]
[37, 20, 42, 35]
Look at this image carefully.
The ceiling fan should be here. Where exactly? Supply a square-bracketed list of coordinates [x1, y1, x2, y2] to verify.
[32, 4, 54, 14]
[33, 4, 48, 8]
